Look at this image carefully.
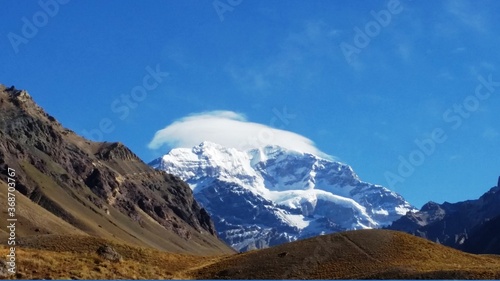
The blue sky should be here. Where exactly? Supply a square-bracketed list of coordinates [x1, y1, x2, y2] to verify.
[1, 0, 500, 208]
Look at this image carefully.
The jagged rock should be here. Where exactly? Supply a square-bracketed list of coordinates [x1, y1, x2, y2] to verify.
[277, 252, 288, 257]
[0, 259, 9, 278]
[389, 177, 500, 253]
[96, 245, 122, 262]
[95, 142, 139, 161]
[0, 84, 229, 255]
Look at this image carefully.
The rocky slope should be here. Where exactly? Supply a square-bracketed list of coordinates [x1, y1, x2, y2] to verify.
[388, 176, 500, 254]
[151, 141, 416, 251]
[462, 214, 500, 255]
[0, 84, 233, 255]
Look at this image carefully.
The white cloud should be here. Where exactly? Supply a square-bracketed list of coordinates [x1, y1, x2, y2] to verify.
[483, 128, 499, 141]
[148, 110, 331, 158]
[445, 0, 488, 33]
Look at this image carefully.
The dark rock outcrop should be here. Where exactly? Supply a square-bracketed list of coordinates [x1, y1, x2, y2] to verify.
[96, 245, 122, 262]
[388, 177, 500, 253]
[462, 214, 500, 254]
[0, 259, 9, 278]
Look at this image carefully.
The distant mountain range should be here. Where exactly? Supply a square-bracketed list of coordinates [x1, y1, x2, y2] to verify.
[0, 84, 233, 255]
[389, 177, 500, 255]
[150, 141, 416, 251]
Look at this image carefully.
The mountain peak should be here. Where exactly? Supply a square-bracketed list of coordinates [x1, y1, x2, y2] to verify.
[0, 85, 60, 128]
[198, 140, 223, 148]
[2, 85, 34, 107]
[192, 141, 238, 155]
[249, 144, 300, 156]
[153, 141, 415, 251]
[5, 85, 31, 98]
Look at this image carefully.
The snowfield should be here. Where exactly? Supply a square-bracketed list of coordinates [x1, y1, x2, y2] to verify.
[151, 141, 416, 251]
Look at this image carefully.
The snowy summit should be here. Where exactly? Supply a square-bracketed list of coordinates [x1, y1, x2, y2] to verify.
[150, 141, 416, 251]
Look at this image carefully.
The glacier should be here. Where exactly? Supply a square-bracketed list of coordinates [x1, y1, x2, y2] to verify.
[150, 141, 416, 251]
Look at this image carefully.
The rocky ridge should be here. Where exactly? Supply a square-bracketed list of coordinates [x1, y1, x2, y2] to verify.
[389, 176, 500, 254]
[0, 84, 232, 255]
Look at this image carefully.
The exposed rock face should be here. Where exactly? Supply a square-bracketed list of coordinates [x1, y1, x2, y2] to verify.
[96, 245, 122, 262]
[462, 214, 500, 254]
[0, 85, 231, 254]
[0, 259, 9, 278]
[389, 177, 500, 253]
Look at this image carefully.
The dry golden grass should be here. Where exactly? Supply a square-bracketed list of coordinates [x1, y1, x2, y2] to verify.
[0, 235, 227, 279]
[190, 229, 500, 279]
[2, 229, 500, 279]
[1, 246, 187, 279]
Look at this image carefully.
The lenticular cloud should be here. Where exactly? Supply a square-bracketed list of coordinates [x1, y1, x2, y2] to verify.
[148, 110, 331, 158]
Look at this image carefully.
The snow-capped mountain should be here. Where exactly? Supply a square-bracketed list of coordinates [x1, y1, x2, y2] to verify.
[150, 141, 416, 251]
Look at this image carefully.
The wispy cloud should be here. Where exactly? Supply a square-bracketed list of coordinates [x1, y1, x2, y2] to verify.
[468, 62, 497, 77]
[396, 43, 412, 62]
[480, 61, 496, 71]
[438, 70, 454, 80]
[482, 127, 499, 141]
[445, 0, 488, 33]
[451, 47, 466, 54]
[225, 20, 339, 93]
[225, 65, 274, 92]
[433, 0, 490, 41]
[148, 110, 331, 158]
[373, 131, 389, 142]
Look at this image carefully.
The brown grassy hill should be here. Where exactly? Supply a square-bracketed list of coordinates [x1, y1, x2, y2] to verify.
[2, 229, 500, 279]
[0, 234, 228, 279]
[0, 85, 233, 255]
[189, 229, 500, 279]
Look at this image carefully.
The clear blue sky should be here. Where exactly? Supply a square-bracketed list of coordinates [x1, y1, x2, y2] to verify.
[1, 1, 500, 208]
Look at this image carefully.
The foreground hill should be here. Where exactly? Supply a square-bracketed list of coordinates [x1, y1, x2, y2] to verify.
[0, 84, 232, 255]
[0, 234, 228, 279]
[190, 229, 500, 279]
[2, 229, 500, 279]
